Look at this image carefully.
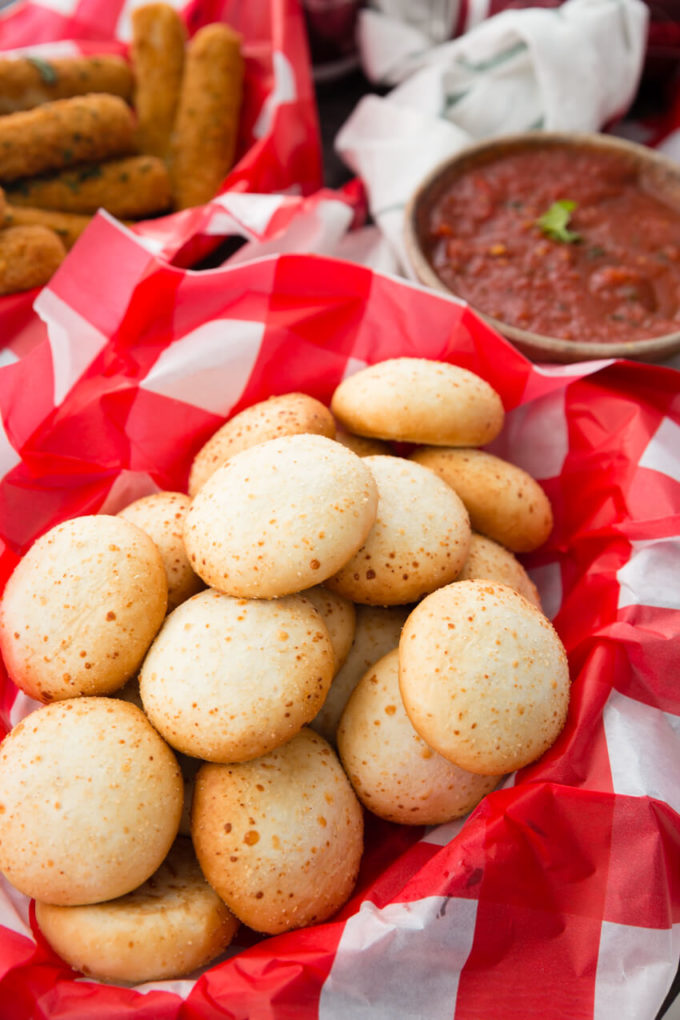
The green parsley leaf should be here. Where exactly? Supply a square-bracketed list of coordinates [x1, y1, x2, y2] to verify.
[27, 56, 58, 86]
[535, 199, 581, 244]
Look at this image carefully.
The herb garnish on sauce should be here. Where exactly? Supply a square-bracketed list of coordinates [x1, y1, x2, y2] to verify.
[536, 199, 581, 244]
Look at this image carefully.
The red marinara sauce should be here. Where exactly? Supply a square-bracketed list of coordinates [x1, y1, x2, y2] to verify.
[425, 146, 680, 343]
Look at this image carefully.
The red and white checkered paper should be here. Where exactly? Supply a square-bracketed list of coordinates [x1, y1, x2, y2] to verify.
[0, 215, 679, 1019]
[0, 0, 323, 355]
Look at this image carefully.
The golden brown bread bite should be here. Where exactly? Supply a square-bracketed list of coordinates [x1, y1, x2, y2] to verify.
[310, 603, 410, 745]
[0, 55, 133, 115]
[35, 837, 238, 983]
[325, 454, 471, 605]
[188, 392, 336, 497]
[337, 649, 499, 824]
[399, 580, 570, 775]
[0, 514, 167, 702]
[0, 223, 66, 294]
[458, 532, 541, 608]
[139, 588, 335, 762]
[330, 357, 505, 446]
[117, 491, 204, 611]
[170, 22, 244, 209]
[0, 697, 183, 905]
[184, 433, 379, 598]
[6, 154, 173, 218]
[0, 93, 136, 182]
[333, 428, 391, 458]
[302, 585, 356, 673]
[410, 446, 553, 553]
[131, 3, 187, 158]
[192, 728, 364, 934]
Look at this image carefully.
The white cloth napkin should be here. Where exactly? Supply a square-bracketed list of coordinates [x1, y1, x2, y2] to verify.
[336, 0, 649, 272]
[359, 0, 464, 86]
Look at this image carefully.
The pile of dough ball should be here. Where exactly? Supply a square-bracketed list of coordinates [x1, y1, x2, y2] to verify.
[0, 357, 570, 985]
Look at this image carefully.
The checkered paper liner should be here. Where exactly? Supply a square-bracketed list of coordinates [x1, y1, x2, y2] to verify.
[0, 215, 679, 1018]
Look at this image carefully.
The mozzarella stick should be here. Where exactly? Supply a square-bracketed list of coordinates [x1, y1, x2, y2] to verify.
[169, 23, 244, 210]
[3, 204, 93, 250]
[0, 55, 133, 115]
[6, 155, 172, 218]
[131, 3, 187, 158]
[0, 94, 136, 183]
[0, 224, 66, 295]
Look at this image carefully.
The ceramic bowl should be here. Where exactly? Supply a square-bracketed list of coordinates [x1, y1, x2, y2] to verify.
[404, 132, 680, 363]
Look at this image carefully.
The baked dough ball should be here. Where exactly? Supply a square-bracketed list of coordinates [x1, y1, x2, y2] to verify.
[311, 603, 409, 746]
[0, 514, 168, 702]
[139, 588, 335, 763]
[188, 392, 336, 496]
[192, 727, 363, 935]
[325, 455, 471, 605]
[334, 428, 391, 458]
[410, 447, 553, 553]
[35, 837, 238, 984]
[184, 434, 379, 598]
[458, 532, 541, 609]
[399, 581, 570, 775]
[117, 491, 204, 610]
[337, 649, 499, 825]
[330, 358, 504, 446]
[0, 697, 183, 905]
[302, 586, 356, 673]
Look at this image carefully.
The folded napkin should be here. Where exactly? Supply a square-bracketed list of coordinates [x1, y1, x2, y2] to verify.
[336, 0, 649, 271]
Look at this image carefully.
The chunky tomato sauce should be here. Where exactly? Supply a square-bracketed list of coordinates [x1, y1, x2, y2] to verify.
[426, 146, 680, 343]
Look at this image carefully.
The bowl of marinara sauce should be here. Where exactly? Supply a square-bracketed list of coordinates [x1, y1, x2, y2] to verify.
[404, 132, 680, 363]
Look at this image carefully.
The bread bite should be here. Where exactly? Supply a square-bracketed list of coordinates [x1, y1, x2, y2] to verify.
[35, 837, 238, 984]
[325, 454, 471, 605]
[399, 580, 569, 775]
[458, 532, 541, 608]
[184, 433, 378, 598]
[0, 514, 167, 702]
[117, 490, 204, 611]
[330, 357, 504, 446]
[310, 603, 410, 746]
[410, 446, 553, 553]
[139, 588, 335, 762]
[0, 697, 183, 905]
[192, 727, 363, 935]
[302, 585, 356, 673]
[338, 649, 499, 825]
[188, 392, 336, 496]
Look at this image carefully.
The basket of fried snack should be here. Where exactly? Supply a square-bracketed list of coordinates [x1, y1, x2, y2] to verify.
[0, 0, 321, 297]
[0, 220, 678, 1017]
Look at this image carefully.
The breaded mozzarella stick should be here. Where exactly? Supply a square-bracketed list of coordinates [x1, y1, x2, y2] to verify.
[169, 23, 244, 210]
[0, 93, 136, 182]
[0, 55, 133, 115]
[6, 155, 172, 218]
[0, 224, 66, 294]
[131, 3, 187, 157]
[3, 204, 92, 249]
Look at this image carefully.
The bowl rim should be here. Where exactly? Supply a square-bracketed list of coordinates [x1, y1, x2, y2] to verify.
[403, 130, 680, 363]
